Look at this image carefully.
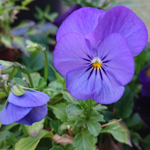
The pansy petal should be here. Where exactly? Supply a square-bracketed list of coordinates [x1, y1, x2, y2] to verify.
[56, 7, 106, 41]
[8, 90, 49, 107]
[92, 6, 148, 56]
[97, 33, 134, 85]
[93, 70, 125, 104]
[66, 66, 102, 100]
[17, 105, 47, 125]
[0, 103, 32, 125]
[53, 33, 94, 77]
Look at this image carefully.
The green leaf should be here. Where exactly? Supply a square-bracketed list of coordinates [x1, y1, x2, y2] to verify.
[50, 120, 64, 135]
[49, 64, 65, 87]
[87, 120, 101, 136]
[100, 120, 132, 146]
[93, 104, 107, 112]
[0, 131, 16, 149]
[11, 84, 26, 96]
[73, 129, 96, 150]
[90, 114, 105, 122]
[62, 91, 79, 104]
[66, 104, 83, 116]
[25, 119, 44, 137]
[64, 144, 73, 150]
[125, 113, 142, 128]
[14, 130, 53, 150]
[34, 76, 46, 90]
[114, 86, 134, 119]
[12, 78, 26, 86]
[50, 103, 67, 122]
[49, 145, 64, 150]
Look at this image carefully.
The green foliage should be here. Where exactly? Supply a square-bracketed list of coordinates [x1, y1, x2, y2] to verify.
[100, 120, 132, 146]
[114, 86, 134, 119]
[14, 130, 53, 150]
[73, 129, 96, 150]
[34, 5, 58, 25]
[49, 103, 68, 122]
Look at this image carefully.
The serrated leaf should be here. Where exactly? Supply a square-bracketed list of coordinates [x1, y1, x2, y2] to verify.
[73, 129, 96, 150]
[100, 120, 132, 146]
[87, 120, 101, 136]
[50, 103, 67, 122]
[90, 114, 105, 122]
[62, 91, 79, 104]
[93, 104, 107, 112]
[60, 122, 75, 131]
[25, 119, 44, 137]
[14, 130, 53, 150]
[66, 104, 83, 116]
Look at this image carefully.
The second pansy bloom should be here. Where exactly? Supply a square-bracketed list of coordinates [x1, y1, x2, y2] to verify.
[0, 89, 49, 125]
[53, 6, 148, 104]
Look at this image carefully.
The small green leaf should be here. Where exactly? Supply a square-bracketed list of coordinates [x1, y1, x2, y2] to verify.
[50, 103, 67, 122]
[73, 129, 96, 150]
[11, 84, 26, 96]
[49, 64, 65, 87]
[100, 120, 132, 146]
[62, 91, 79, 104]
[87, 120, 101, 136]
[14, 130, 53, 150]
[25, 119, 44, 137]
[90, 114, 105, 122]
[93, 104, 107, 112]
[66, 104, 83, 116]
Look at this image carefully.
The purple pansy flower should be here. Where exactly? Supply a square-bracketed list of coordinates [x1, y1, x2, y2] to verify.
[0, 90, 49, 125]
[139, 65, 150, 96]
[53, 6, 148, 104]
[56, 6, 148, 56]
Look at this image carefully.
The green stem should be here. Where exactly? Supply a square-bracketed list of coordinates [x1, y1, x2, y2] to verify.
[21, 124, 28, 137]
[8, 66, 18, 80]
[22, 67, 34, 88]
[87, 99, 92, 119]
[43, 48, 48, 83]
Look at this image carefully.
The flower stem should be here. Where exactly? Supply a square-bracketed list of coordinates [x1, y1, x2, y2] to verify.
[22, 66, 34, 88]
[87, 99, 93, 119]
[21, 124, 28, 137]
[43, 48, 48, 83]
[8, 66, 18, 80]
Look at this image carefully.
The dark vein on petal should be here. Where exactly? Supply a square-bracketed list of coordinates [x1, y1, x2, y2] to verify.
[103, 60, 110, 63]
[99, 69, 103, 80]
[82, 58, 91, 62]
[85, 65, 92, 72]
[88, 68, 94, 79]
[87, 54, 92, 60]
[101, 67, 107, 76]
[102, 55, 107, 61]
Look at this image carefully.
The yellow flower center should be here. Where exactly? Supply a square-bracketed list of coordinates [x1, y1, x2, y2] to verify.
[146, 67, 150, 78]
[92, 61, 102, 69]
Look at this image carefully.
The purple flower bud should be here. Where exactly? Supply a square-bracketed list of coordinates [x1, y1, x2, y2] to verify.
[53, 4, 82, 27]
[139, 66, 150, 96]
[0, 65, 5, 70]
[0, 90, 49, 125]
